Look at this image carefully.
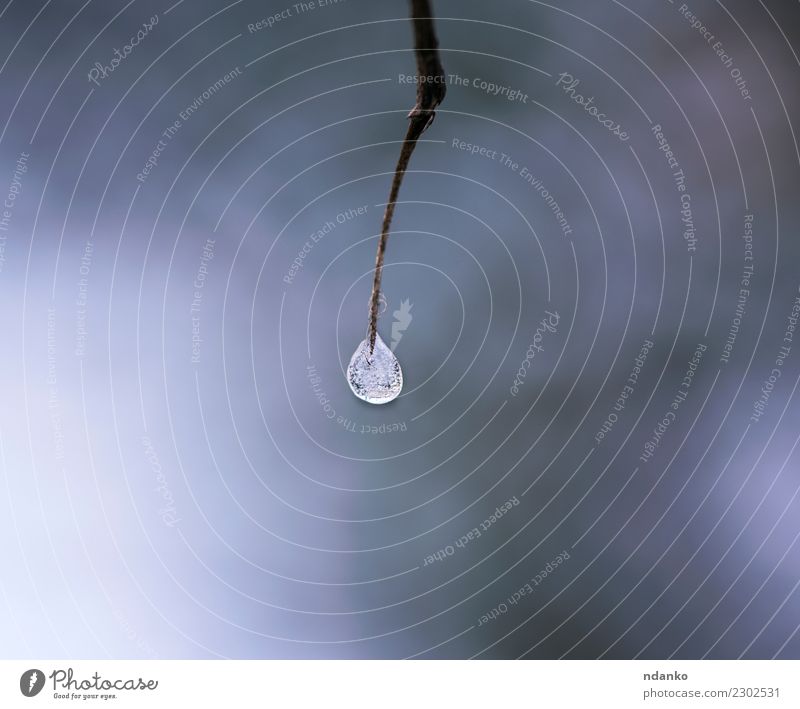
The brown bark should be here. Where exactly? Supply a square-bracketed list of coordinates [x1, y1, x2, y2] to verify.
[367, 0, 446, 354]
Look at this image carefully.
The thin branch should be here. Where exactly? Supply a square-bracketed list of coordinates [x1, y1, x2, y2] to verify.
[367, 0, 446, 354]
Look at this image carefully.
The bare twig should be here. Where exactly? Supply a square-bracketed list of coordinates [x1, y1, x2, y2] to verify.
[367, 0, 446, 354]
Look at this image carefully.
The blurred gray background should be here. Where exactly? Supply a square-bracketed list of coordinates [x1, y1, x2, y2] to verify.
[0, 0, 799, 659]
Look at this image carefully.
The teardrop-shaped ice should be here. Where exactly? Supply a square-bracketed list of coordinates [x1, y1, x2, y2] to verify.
[347, 333, 403, 404]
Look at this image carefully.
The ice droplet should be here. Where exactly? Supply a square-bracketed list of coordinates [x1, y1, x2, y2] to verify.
[347, 333, 403, 404]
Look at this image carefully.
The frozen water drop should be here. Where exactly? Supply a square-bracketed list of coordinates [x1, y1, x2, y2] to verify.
[347, 333, 403, 404]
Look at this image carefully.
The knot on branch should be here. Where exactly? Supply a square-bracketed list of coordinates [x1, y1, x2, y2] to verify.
[408, 0, 447, 133]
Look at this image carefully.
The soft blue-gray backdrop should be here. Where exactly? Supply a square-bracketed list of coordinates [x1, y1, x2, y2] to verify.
[0, 0, 799, 659]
